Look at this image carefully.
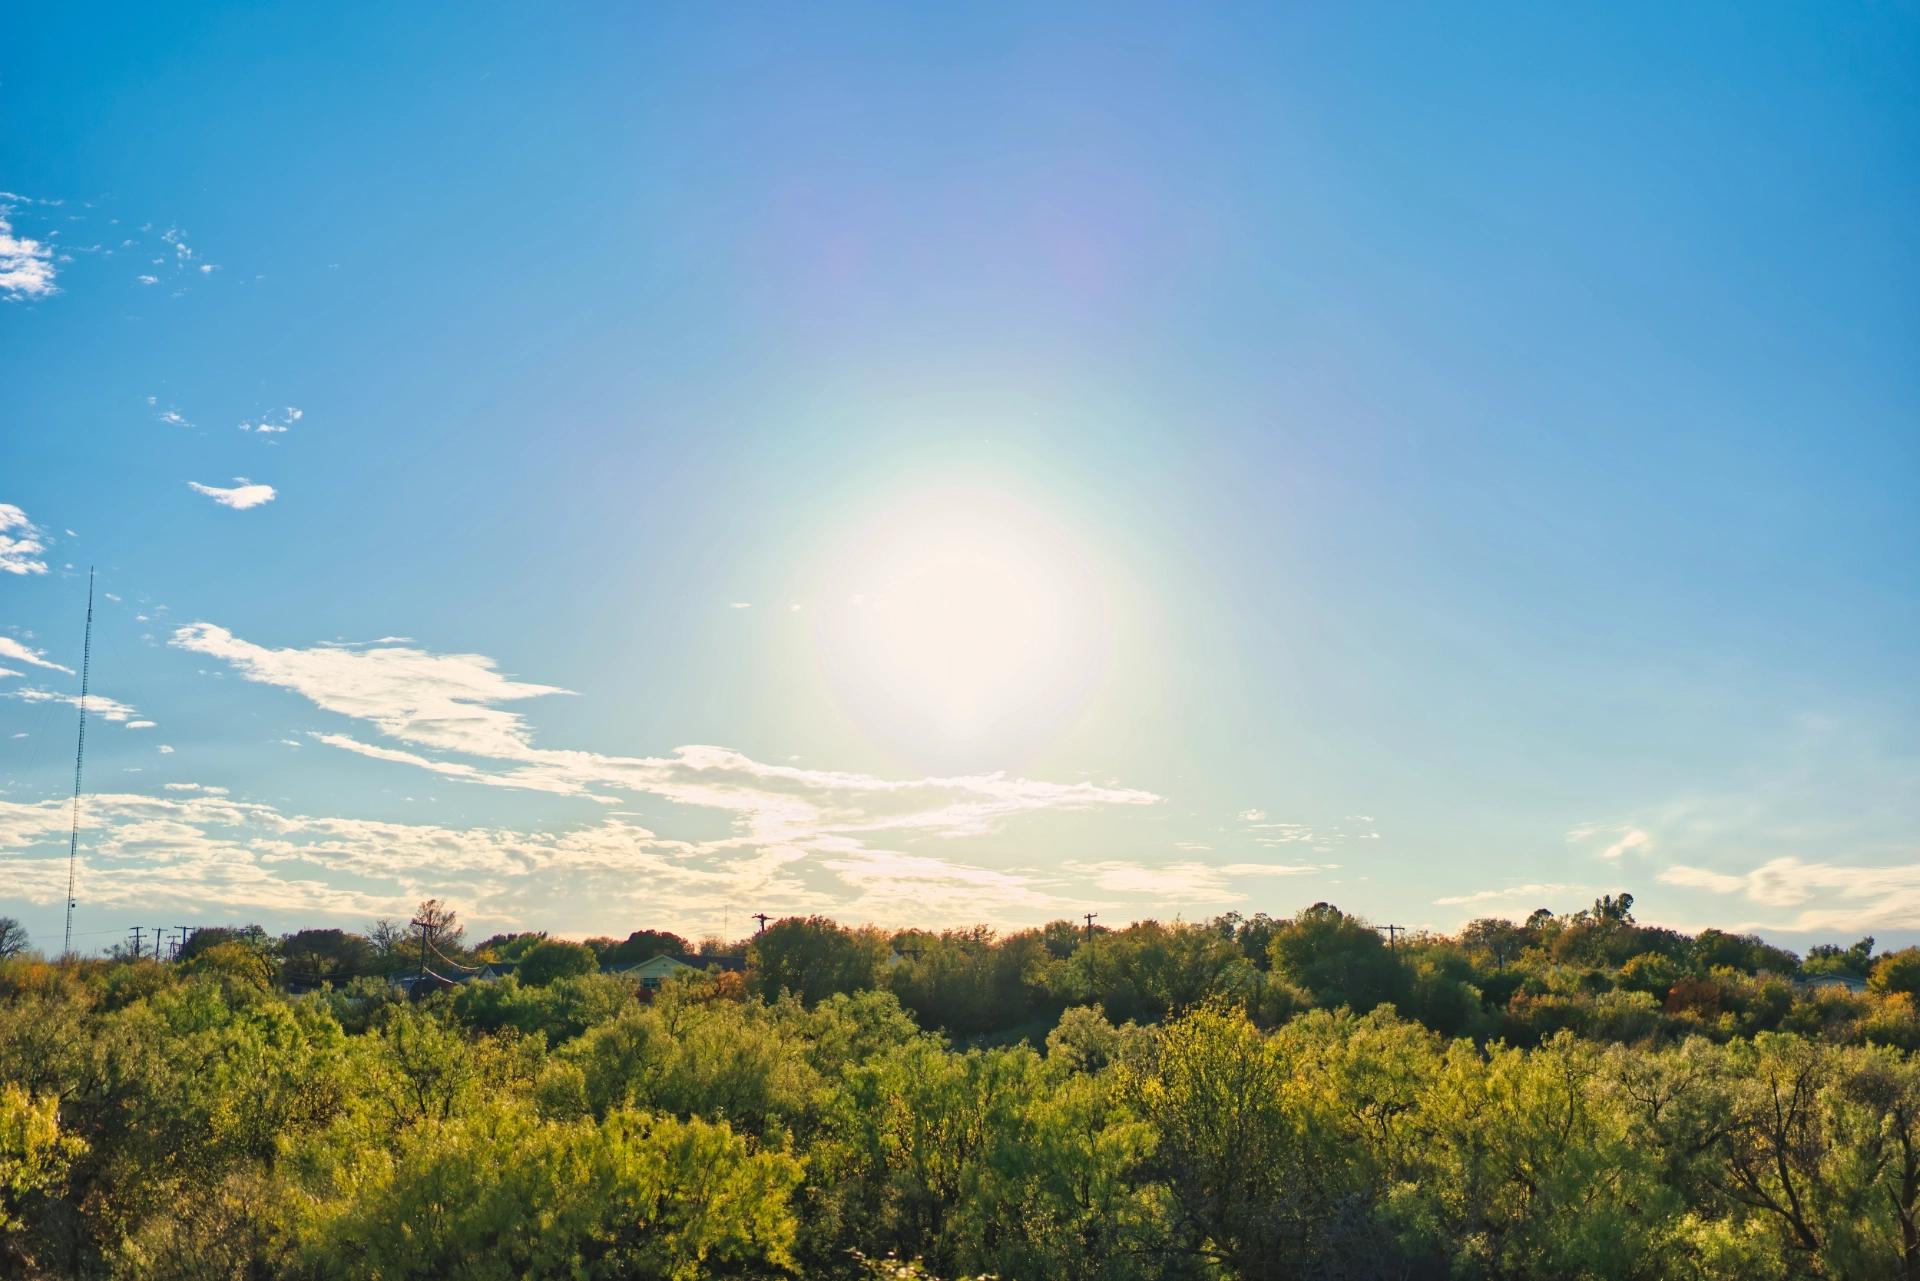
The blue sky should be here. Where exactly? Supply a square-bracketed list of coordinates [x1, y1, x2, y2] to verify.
[3, 3, 1916, 953]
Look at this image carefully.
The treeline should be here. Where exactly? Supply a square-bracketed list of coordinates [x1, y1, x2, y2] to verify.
[0, 898, 1916, 1279]
[97, 893, 1920, 1052]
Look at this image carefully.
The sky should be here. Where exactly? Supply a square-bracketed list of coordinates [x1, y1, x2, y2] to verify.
[2, 3, 1916, 955]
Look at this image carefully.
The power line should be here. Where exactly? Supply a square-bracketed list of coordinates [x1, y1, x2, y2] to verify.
[63, 567, 94, 961]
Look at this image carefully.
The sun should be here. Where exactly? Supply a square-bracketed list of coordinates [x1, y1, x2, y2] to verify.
[808, 486, 1110, 760]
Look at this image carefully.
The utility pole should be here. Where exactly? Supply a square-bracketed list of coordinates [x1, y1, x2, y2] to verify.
[752, 913, 771, 934]
[1083, 911, 1098, 940]
[129, 925, 145, 958]
[152, 927, 165, 962]
[1380, 923, 1404, 950]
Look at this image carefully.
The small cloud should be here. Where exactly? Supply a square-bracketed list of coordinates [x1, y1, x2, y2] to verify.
[0, 213, 57, 299]
[0, 503, 50, 575]
[1570, 823, 1652, 861]
[158, 409, 189, 427]
[729, 602, 752, 610]
[241, 406, 302, 435]
[188, 480, 276, 510]
[125, 720, 156, 730]
[158, 744, 174, 754]
[137, 274, 158, 285]
[1239, 808, 1267, 822]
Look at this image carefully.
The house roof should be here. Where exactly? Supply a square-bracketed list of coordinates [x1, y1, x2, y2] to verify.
[1797, 973, 1868, 992]
[605, 952, 745, 975]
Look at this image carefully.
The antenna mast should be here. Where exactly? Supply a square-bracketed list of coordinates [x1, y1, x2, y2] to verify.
[63, 567, 94, 960]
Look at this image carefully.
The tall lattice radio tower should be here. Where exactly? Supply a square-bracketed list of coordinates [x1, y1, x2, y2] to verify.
[63, 567, 95, 960]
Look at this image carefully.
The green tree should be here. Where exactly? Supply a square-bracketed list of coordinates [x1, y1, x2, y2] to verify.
[1693, 928, 1800, 977]
[1053, 920, 1257, 1024]
[1619, 951, 1681, 999]
[282, 928, 376, 987]
[602, 929, 692, 967]
[748, 916, 888, 1007]
[1804, 937, 1876, 979]
[185, 940, 277, 992]
[176, 924, 272, 965]
[1460, 917, 1527, 970]
[1266, 903, 1407, 1013]
[518, 938, 598, 987]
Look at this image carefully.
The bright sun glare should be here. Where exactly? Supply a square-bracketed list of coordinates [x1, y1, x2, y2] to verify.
[810, 488, 1110, 759]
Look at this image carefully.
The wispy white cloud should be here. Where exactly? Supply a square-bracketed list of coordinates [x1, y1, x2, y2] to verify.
[0, 504, 50, 576]
[173, 624, 571, 760]
[175, 625, 1156, 834]
[188, 480, 276, 510]
[1659, 856, 1920, 934]
[162, 624, 1163, 927]
[1066, 858, 1325, 905]
[6, 688, 146, 724]
[0, 637, 72, 675]
[1234, 806, 1373, 852]
[1434, 882, 1588, 908]
[0, 213, 56, 299]
[1569, 823, 1652, 861]
[0, 788, 1106, 936]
